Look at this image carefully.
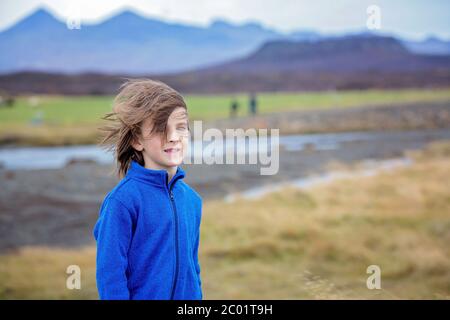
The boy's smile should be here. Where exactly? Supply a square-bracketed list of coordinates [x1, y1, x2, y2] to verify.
[163, 146, 181, 154]
[162, 144, 183, 162]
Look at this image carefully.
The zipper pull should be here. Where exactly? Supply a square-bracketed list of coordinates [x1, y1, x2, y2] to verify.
[169, 190, 174, 200]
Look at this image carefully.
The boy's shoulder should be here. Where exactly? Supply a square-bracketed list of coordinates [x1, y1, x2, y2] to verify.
[178, 180, 203, 204]
[102, 176, 139, 208]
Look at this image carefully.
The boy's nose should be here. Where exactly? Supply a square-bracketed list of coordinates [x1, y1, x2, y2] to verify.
[167, 128, 181, 142]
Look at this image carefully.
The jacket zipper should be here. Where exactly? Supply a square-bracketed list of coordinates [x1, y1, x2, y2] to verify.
[168, 187, 179, 300]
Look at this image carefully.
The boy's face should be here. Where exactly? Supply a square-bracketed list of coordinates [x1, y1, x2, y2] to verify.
[133, 107, 189, 171]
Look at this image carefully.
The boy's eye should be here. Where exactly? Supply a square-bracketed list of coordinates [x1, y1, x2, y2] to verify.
[176, 125, 189, 136]
[177, 123, 188, 129]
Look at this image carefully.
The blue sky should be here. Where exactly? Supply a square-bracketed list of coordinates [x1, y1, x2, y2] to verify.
[0, 0, 449, 40]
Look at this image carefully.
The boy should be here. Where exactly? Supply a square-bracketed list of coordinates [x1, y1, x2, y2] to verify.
[93, 79, 203, 300]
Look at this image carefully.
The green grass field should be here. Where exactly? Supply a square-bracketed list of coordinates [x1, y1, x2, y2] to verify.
[1, 88, 450, 146]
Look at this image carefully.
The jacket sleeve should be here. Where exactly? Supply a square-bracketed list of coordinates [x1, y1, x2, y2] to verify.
[193, 201, 203, 298]
[93, 197, 134, 300]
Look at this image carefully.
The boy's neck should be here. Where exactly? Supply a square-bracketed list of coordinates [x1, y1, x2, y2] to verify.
[166, 166, 178, 184]
[143, 162, 177, 184]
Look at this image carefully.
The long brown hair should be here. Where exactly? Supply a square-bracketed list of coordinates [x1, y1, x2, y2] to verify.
[99, 78, 187, 178]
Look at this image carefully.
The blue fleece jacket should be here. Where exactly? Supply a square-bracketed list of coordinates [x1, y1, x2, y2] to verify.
[93, 160, 203, 300]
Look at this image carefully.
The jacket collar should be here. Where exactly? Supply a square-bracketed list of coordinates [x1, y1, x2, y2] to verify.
[127, 160, 185, 190]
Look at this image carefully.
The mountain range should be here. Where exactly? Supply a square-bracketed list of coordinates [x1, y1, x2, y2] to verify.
[0, 8, 449, 94]
[0, 8, 449, 75]
[0, 8, 303, 74]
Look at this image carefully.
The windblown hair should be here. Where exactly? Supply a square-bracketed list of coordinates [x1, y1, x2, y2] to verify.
[99, 79, 187, 178]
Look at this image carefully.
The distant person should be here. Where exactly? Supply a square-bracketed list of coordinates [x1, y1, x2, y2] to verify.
[94, 79, 203, 300]
[249, 93, 258, 115]
[0, 91, 15, 108]
[230, 98, 239, 118]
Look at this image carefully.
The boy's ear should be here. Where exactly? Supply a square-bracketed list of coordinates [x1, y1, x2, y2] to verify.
[131, 136, 144, 152]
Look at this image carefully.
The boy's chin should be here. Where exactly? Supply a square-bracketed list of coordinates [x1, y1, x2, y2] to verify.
[161, 158, 183, 168]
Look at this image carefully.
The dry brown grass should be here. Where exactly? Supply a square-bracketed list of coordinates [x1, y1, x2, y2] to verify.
[0, 247, 97, 299]
[1, 140, 449, 299]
